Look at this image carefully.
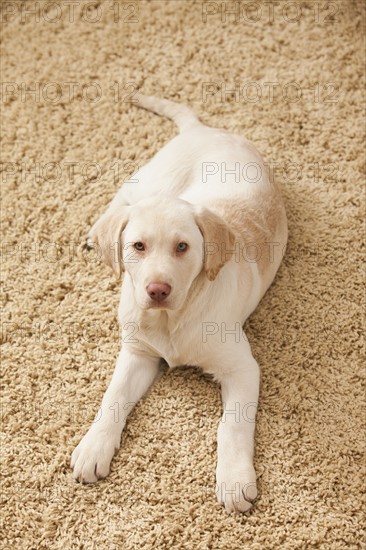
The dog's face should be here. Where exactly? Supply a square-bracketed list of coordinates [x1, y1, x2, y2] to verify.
[89, 196, 235, 311]
[122, 198, 204, 310]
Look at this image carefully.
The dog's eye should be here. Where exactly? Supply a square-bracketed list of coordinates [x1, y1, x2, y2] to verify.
[176, 242, 188, 252]
[134, 242, 145, 251]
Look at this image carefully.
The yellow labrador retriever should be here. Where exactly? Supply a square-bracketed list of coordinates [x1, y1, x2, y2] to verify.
[71, 93, 288, 513]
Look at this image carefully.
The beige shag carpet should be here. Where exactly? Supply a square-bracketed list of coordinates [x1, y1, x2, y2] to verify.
[1, 1, 365, 548]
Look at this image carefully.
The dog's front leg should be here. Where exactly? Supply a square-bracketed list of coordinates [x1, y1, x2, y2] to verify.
[215, 339, 260, 513]
[71, 347, 160, 483]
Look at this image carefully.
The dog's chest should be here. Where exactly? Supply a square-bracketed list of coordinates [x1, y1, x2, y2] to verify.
[138, 323, 203, 368]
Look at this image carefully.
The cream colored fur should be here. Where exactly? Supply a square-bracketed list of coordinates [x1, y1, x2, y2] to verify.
[71, 94, 288, 513]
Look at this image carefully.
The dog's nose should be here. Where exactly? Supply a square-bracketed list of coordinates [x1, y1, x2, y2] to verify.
[146, 283, 171, 302]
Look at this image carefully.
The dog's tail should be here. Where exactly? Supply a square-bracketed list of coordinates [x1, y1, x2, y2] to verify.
[133, 92, 201, 132]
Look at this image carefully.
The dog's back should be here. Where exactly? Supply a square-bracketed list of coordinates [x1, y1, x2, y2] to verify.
[130, 94, 288, 301]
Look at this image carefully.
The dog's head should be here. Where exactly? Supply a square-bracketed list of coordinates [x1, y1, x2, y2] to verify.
[88, 197, 235, 310]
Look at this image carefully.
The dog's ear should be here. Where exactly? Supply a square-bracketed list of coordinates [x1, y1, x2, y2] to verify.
[86, 207, 130, 279]
[194, 207, 236, 281]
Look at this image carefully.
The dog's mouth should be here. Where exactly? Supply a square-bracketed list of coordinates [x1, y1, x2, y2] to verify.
[147, 299, 171, 309]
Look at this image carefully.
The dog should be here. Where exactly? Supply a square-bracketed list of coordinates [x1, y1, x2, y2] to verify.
[71, 93, 288, 513]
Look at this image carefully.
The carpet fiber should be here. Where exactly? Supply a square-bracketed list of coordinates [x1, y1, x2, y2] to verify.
[1, 1, 365, 548]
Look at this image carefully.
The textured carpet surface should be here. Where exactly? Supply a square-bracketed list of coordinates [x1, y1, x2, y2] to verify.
[1, 1, 365, 548]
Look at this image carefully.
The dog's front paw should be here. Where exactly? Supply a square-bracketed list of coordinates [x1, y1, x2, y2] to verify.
[216, 463, 257, 513]
[71, 429, 120, 483]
